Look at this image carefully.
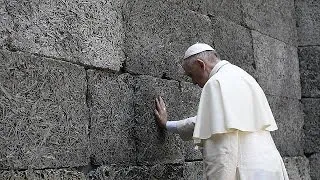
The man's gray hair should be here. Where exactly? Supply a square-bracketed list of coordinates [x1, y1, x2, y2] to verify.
[182, 50, 220, 67]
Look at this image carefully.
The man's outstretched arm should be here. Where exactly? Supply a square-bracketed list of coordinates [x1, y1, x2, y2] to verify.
[154, 96, 196, 141]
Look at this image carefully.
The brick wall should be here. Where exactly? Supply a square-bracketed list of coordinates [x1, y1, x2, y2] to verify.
[296, 0, 320, 179]
[0, 0, 316, 179]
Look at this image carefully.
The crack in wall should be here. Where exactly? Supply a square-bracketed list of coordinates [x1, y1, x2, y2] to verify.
[298, 45, 320, 47]
[131, 76, 139, 166]
[83, 69, 97, 174]
[184, 159, 203, 163]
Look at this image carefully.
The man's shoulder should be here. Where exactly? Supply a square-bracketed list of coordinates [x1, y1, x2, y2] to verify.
[211, 64, 237, 79]
[209, 64, 256, 87]
[217, 63, 252, 78]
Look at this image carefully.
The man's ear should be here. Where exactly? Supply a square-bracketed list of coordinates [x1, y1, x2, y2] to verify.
[196, 59, 205, 70]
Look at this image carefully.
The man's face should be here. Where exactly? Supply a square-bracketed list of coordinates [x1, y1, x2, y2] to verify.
[183, 60, 207, 88]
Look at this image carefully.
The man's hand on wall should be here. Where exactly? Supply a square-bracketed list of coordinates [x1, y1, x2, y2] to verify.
[154, 96, 168, 129]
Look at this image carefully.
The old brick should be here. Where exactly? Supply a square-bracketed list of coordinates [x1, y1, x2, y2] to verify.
[0, 169, 86, 180]
[183, 161, 203, 180]
[309, 153, 320, 180]
[171, 0, 243, 24]
[134, 75, 184, 165]
[268, 95, 304, 156]
[166, 0, 208, 16]
[88, 164, 185, 180]
[4, 0, 124, 70]
[0, 50, 89, 169]
[182, 141, 202, 161]
[295, 0, 320, 46]
[212, 17, 255, 76]
[180, 82, 202, 161]
[242, 0, 297, 46]
[87, 71, 136, 165]
[302, 98, 320, 154]
[283, 156, 312, 180]
[149, 164, 184, 180]
[299, 46, 320, 98]
[87, 165, 150, 180]
[179, 82, 201, 119]
[124, 1, 212, 81]
[207, 0, 243, 25]
[0, 1, 13, 48]
[253, 31, 301, 99]
[133, 77, 202, 165]
[1, 169, 86, 180]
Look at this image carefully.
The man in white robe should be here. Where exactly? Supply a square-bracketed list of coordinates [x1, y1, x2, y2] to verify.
[154, 43, 289, 180]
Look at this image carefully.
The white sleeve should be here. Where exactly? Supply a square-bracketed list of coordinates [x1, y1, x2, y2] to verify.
[165, 121, 179, 133]
[176, 116, 197, 141]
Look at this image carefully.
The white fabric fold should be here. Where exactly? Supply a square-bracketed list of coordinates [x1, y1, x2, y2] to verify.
[193, 60, 278, 144]
[166, 121, 179, 133]
[202, 130, 289, 180]
[176, 116, 197, 141]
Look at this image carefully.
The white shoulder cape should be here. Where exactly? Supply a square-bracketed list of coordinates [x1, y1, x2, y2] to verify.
[193, 61, 278, 143]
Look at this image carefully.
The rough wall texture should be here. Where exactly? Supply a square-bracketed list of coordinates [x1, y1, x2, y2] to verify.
[87, 71, 136, 166]
[0, 50, 90, 169]
[0, 0, 318, 179]
[2, 0, 124, 70]
[296, 0, 320, 179]
[124, 0, 212, 81]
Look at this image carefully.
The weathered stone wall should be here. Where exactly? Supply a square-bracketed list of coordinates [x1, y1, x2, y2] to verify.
[296, 0, 320, 180]
[0, 0, 317, 179]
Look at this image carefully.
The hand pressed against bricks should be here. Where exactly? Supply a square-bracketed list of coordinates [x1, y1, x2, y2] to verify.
[154, 96, 167, 129]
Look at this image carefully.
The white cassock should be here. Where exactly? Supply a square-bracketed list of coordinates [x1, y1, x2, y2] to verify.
[168, 60, 289, 180]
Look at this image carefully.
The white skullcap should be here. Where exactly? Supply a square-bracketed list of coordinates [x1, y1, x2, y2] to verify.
[183, 43, 215, 59]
